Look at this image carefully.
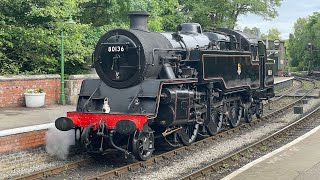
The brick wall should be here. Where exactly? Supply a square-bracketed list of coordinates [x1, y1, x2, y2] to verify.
[0, 73, 100, 107]
[0, 75, 60, 107]
[0, 130, 46, 153]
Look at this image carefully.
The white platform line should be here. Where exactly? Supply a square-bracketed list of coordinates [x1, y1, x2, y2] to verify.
[274, 77, 294, 84]
[0, 123, 53, 137]
[222, 124, 320, 180]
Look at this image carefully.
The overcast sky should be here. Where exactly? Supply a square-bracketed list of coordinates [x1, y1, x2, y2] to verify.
[237, 0, 320, 39]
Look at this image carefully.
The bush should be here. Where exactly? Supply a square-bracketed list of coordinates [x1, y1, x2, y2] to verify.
[290, 67, 299, 72]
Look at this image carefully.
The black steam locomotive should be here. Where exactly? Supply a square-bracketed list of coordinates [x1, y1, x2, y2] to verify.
[55, 11, 274, 160]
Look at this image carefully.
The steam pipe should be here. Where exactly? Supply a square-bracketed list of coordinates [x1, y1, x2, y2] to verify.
[160, 63, 176, 79]
[109, 131, 131, 156]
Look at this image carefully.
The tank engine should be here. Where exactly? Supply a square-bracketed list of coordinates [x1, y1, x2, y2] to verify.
[55, 11, 274, 160]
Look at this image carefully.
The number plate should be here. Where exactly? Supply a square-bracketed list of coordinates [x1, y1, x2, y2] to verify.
[106, 45, 128, 53]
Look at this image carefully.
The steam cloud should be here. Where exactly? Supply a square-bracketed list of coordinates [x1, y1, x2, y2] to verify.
[45, 126, 75, 160]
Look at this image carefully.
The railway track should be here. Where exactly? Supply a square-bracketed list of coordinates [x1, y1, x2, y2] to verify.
[273, 78, 303, 101]
[13, 77, 316, 180]
[264, 82, 301, 115]
[180, 101, 320, 180]
[14, 159, 93, 180]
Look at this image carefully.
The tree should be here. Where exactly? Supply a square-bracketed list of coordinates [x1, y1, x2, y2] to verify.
[79, 0, 183, 32]
[79, 0, 129, 27]
[243, 26, 261, 37]
[287, 12, 320, 71]
[0, 0, 91, 75]
[0, 0, 283, 75]
[181, 0, 282, 29]
[230, 0, 281, 20]
[261, 28, 282, 40]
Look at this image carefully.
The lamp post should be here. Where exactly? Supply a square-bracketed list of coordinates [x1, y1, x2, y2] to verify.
[60, 16, 75, 105]
[308, 42, 313, 75]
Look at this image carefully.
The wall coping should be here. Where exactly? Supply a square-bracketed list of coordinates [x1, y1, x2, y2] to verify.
[0, 74, 60, 81]
[67, 74, 99, 80]
[0, 73, 100, 81]
[0, 123, 53, 137]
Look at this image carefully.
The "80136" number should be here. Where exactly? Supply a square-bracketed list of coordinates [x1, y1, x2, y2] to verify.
[107, 46, 125, 52]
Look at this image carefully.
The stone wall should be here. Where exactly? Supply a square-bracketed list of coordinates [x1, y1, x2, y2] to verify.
[65, 74, 99, 105]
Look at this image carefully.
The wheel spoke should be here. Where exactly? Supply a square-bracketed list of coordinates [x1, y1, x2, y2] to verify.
[178, 122, 199, 146]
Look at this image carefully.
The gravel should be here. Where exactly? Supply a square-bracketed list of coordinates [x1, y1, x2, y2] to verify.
[0, 146, 86, 179]
[264, 97, 297, 115]
[126, 98, 320, 180]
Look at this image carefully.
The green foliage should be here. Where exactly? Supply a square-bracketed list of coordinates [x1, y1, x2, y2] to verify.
[0, 0, 282, 75]
[25, 87, 44, 93]
[79, 0, 183, 32]
[287, 12, 320, 71]
[181, 0, 282, 29]
[0, 0, 91, 75]
[79, 0, 129, 27]
[261, 28, 282, 40]
[129, 0, 149, 11]
[181, 0, 234, 28]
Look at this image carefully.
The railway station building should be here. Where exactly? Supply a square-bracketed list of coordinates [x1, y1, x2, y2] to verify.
[263, 39, 287, 76]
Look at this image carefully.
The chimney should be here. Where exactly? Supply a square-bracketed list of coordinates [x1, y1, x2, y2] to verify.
[128, 11, 149, 31]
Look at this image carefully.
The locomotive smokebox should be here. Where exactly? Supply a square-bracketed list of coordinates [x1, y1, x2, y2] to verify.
[128, 11, 149, 31]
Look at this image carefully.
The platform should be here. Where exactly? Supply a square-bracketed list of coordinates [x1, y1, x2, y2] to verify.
[223, 124, 320, 180]
[274, 76, 294, 92]
[0, 105, 75, 132]
[274, 76, 295, 84]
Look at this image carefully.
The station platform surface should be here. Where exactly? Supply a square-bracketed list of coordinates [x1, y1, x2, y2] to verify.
[223, 124, 320, 180]
[0, 105, 75, 131]
[274, 76, 294, 84]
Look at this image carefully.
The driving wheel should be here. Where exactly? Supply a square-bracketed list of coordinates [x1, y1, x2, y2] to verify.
[206, 109, 223, 136]
[244, 103, 253, 123]
[131, 129, 155, 161]
[228, 103, 241, 128]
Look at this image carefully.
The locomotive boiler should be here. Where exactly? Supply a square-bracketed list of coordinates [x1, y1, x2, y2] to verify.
[55, 11, 274, 160]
